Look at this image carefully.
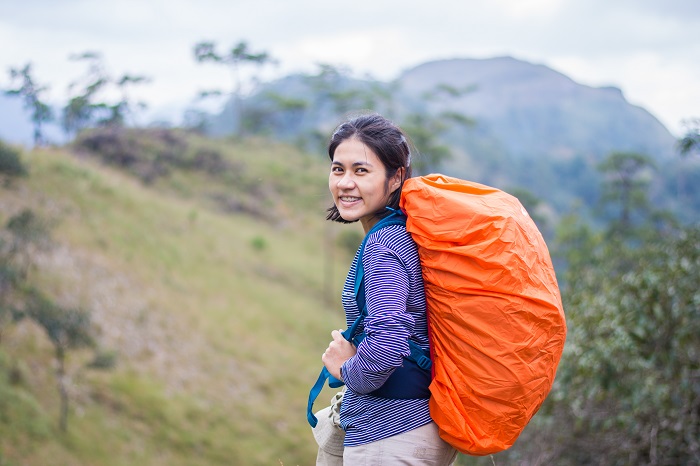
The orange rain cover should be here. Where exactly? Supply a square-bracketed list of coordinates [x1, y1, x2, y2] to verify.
[400, 174, 567, 456]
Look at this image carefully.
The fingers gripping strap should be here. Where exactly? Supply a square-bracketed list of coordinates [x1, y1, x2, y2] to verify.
[307, 321, 362, 428]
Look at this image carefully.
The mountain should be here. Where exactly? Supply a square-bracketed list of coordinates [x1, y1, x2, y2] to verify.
[388, 57, 684, 213]
[397, 57, 676, 162]
[204, 56, 685, 219]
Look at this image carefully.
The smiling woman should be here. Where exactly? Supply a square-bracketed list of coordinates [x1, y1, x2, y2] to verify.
[311, 113, 457, 465]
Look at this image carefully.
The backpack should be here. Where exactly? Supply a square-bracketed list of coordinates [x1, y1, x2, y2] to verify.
[400, 174, 566, 455]
[307, 174, 566, 456]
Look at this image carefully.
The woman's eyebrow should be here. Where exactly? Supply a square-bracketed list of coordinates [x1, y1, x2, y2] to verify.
[331, 160, 373, 167]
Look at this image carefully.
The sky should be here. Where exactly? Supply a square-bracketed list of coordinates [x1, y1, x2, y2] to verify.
[1, 0, 699, 136]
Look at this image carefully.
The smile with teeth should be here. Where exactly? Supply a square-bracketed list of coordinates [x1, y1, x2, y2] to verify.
[340, 196, 361, 203]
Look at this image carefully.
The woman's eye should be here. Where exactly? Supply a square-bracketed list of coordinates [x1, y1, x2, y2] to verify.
[356, 168, 368, 174]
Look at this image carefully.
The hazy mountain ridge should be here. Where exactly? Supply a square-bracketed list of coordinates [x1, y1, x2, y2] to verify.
[205, 56, 679, 207]
[398, 57, 676, 161]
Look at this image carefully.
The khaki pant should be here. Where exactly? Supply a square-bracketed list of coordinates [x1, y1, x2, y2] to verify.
[317, 421, 458, 466]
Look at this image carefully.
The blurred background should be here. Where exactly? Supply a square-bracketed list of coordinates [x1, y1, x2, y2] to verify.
[0, 1, 698, 465]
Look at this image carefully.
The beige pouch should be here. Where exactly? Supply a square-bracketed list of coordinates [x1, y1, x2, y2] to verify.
[311, 389, 346, 455]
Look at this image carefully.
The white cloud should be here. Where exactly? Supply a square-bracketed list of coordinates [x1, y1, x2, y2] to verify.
[490, 0, 564, 19]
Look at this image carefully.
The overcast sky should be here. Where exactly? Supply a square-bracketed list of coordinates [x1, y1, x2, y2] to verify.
[1, 0, 698, 135]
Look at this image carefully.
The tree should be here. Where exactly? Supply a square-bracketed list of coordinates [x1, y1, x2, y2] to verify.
[400, 112, 452, 174]
[400, 109, 473, 175]
[0, 246, 22, 345]
[299, 63, 389, 152]
[303, 64, 400, 120]
[62, 52, 108, 135]
[397, 82, 475, 174]
[193, 40, 275, 136]
[597, 151, 656, 237]
[504, 153, 699, 464]
[678, 118, 700, 157]
[62, 52, 149, 136]
[22, 289, 94, 432]
[421, 82, 477, 103]
[4, 63, 54, 146]
[543, 224, 700, 465]
[0, 208, 51, 344]
[508, 187, 550, 234]
[0, 208, 104, 432]
[4, 209, 51, 280]
[105, 74, 150, 127]
[238, 91, 309, 136]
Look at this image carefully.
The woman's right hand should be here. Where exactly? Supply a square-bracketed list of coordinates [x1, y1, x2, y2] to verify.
[322, 329, 357, 381]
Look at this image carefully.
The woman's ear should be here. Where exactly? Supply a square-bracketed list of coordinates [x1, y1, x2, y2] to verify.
[390, 167, 405, 193]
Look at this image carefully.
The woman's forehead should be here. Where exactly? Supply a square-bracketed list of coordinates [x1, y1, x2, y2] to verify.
[333, 138, 379, 162]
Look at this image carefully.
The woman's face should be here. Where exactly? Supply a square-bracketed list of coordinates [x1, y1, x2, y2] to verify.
[329, 137, 401, 233]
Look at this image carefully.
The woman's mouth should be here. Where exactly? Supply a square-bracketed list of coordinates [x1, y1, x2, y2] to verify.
[339, 196, 361, 203]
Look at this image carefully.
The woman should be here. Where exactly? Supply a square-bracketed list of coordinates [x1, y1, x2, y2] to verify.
[318, 113, 457, 465]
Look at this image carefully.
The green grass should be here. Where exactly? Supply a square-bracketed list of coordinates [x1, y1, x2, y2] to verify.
[0, 136, 354, 465]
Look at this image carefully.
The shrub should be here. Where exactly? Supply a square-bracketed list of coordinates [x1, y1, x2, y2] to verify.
[73, 127, 188, 183]
[0, 141, 27, 178]
[250, 235, 267, 251]
[87, 349, 117, 370]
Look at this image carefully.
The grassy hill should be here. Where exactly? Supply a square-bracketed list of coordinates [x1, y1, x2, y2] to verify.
[0, 129, 363, 465]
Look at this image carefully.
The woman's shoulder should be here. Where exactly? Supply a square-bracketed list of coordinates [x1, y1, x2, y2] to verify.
[366, 224, 416, 254]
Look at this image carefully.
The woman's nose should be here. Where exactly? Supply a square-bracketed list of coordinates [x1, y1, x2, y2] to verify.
[337, 173, 355, 189]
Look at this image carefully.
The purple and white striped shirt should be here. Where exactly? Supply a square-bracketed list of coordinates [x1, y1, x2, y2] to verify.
[340, 223, 432, 446]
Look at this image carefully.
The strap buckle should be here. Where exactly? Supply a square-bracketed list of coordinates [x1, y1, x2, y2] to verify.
[416, 354, 432, 371]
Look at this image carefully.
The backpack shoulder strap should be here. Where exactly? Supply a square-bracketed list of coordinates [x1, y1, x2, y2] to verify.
[354, 211, 431, 370]
[353, 211, 408, 318]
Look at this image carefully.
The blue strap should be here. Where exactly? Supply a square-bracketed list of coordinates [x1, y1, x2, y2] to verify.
[307, 366, 345, 427]
[353, 211, 409, 309]
[354, 211, 432, 371]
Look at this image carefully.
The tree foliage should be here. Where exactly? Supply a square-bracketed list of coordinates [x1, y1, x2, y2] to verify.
[62, 52, 149, 135]
[0, 209, 100, 432]
[400, 105, 474, 175]
[4, 63, 54, 146]
[546, 223, 700, 465]
[678, 118, 700, 158]
[193, 40, 275, 136]
[597, 151, 657, 238]
[507, 155, 700, 465]
[239, 91, 309, 136]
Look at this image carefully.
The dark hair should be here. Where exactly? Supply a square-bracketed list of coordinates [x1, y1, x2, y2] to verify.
[326, 113, 413, 223]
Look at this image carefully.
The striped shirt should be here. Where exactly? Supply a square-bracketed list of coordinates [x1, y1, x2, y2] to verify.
[340, 223, 432, 446]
